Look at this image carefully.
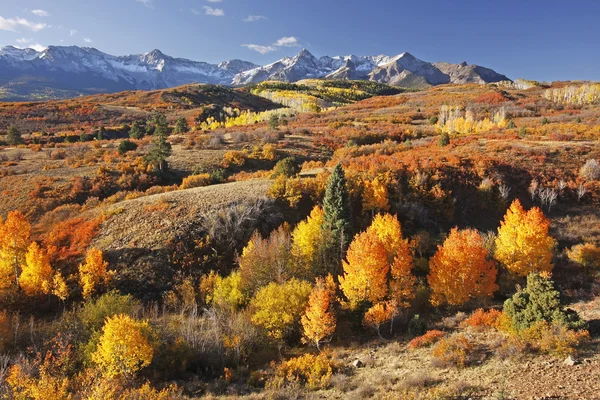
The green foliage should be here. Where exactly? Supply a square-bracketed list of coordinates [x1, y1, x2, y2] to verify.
[437, 132, 450, 147]
[503, 274, 586, 332]
[129, 121, 145, 139]
[541, 117, 549, 125]
[117, 139, 138, 154]
[506, 119, 517, 129]
[97, 127, 106, 141]
[408, 314, 427, 337]
[429, 116, 439, 125]
[6, 126, 23, 145]
[268, 114, 280, 129]
[271, 157, 299, 178]
[79, 290, 141, 332]
[174, 117, 189, 134]
[323, 164, 352, 252]
[145, 113, 172, 173]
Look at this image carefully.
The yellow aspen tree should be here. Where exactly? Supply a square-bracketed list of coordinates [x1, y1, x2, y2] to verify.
[291, 206, 329, 277]
[79, 248, 110, 299]
[494, 199, 555, 276]
[92, 314, 154, 378]
[301, 274, 337, 350]
[428, 228, 498, 306]
[19, 242, 54, 296]
[52, 272, 69, 302]
[0, 211, 31, 289]
[339, 230, 389, 309]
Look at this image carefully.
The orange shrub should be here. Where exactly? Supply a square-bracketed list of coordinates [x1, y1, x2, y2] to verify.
[266, 352, 335, 390]
[409, 330, 446, 349]
[431, 334, 476, 367]
[460, 308, 503, 331]
[44, 217, 104, 262]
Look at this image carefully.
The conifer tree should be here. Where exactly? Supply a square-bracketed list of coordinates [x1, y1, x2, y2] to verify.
[323, 164, 352, 259]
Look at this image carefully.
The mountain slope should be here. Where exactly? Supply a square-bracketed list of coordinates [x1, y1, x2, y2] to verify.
[0, 45, 510, 101]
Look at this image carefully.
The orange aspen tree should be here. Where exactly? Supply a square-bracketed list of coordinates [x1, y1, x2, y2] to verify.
[494, 199, 555, 276]
[363, 300, 398, 340]
[428, 228, 498, 306]
[301, 274, 337, 350]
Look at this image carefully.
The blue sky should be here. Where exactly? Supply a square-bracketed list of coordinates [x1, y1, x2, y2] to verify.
[0, 0, 598, 82]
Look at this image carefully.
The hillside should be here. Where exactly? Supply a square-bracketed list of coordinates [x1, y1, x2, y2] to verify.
[1, 80, 600, 398]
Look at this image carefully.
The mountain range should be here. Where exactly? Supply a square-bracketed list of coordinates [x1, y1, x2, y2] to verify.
[0, 45, 510, 101]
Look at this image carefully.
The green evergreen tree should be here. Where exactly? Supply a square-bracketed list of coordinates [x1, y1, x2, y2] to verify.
[323, 164, 352, 261]
[145, 114, 172, 173]
[6, 126, 23, 145]
[174, 117, 190, 134]
[97, 127, 106, 141]
[129, 121, 144, 139]
[504, 273, 586, 331]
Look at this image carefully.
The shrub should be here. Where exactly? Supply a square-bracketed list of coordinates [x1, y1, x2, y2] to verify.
[221, 150, 246, 169]
[437, 132, 450, 147]
[520, 321, 590, 357]
[117, 140, 138, 154]
[503, 274, 586, 332]
[579, 159, 600, 181]
[267, 352, 335, 390]
[567, 243, 600, 268]
[408, 314, 427, 337]
[431, 334, 476, 368]
[79, 291, 141, 332]
[460, 309, 503, 331]
[180, 173, 212, 190]
[262, 144, 278, 161]
[409, 330, 446, 349]
[271, 157, 299, 178]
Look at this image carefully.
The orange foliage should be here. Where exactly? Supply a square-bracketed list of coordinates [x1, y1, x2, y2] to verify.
[408, 330, 446, 349]
[460, 308, 503, 331]
[44, 217, 104, 262]
[428, 228, 498, 306]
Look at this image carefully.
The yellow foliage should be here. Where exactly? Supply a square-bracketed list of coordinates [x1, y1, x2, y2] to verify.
[261, 144, 278, 161]
[6, 364, 71, 400]
[428, 228, 498, 306]
[220, 150, 247, 168]
[301, 275, 336, 349]
[0, 211, 31, 290]
[92, 314, 154, 378]
[250, 278, 312, 340]
[19, 242, 54, 296]
[494, 199, 555, 276]
[267, 352, 334, 390]
[180, 173, 211, 190]
[291, 206, 328, 277]
[52, 272, 69, 301]
[79, 248, 111, 299]
[567, 243, 600, 268]
[362, 176, 390, 212]
[202, 270, 247, 312]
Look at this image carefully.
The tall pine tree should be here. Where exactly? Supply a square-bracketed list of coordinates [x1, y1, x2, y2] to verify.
[323, 164, 352, 263]
[145, 113, 172, 173]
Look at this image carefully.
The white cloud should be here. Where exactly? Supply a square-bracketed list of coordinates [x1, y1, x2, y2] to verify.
[83, 37, 92, 43]
[274, 36, 299, 47]
[242, 36, 301, 55]
[0, 16, 47, 32]
[241, 44, 276, 55]
[244, 15, 267, 22]
[31, 9, 49, 17]
[135, 0, 153, 8]
[70, 29, 77, 36]
[16, 37, 32, 44]
[190, 8, 200, 15]
[203, 6, 224, 16]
